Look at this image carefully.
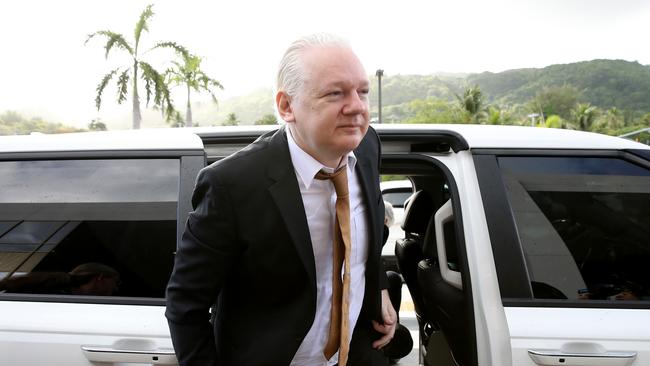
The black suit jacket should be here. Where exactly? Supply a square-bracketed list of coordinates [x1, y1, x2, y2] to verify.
[165, 125, 387, 365]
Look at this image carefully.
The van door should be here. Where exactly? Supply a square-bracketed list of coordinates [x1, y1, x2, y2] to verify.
[475, 151, 650, 366]
[382, 144, 512, 366]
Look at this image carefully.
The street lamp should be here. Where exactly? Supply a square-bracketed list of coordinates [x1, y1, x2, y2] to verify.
[375, 69, 384, 124]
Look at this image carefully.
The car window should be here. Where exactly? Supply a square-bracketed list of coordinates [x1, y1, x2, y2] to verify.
[383, 190, 413, 208]
[380, 178, 413, 251]
[499, 156, 650, 302]
[0, 159, 179, 300]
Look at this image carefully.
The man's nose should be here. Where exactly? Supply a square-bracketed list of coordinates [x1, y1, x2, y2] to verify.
[342, 91, 368, 115]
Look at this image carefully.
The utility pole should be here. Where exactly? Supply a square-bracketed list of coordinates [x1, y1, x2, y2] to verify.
[375, 69, 384, 124]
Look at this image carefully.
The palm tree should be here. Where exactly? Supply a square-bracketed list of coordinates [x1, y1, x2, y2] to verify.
[456, 85, 485, 123]
[165, 54, 223, 127]
[85, 4, 189, 129]
[571, 103, 598, 131]
[223, 113, 240, 126]
[594, 107, 625, 133]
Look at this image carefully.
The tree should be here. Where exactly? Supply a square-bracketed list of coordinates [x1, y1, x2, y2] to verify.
[571, 103, 599, 131]
[88, 118, 107, 131]
[223, 113, 239, 126]
[594, 107, 625, 134]
[544, 115, 566, 129]
[486, 106, 515, 125]
[255, 114, 278, 125]
[455, 85, 485, 123]
[85, 4, 189, 129]
[166, 53, 223, 127]
[403, 98, 461, 124]
[0, 111, 82, 135]
[528, 85, 581, 121]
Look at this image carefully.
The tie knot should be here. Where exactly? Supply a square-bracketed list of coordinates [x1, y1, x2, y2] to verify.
[315, 166, 349, 197]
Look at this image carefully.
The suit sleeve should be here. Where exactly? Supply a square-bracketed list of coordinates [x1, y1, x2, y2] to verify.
[165, 167, 241, 366]
[372, 127, 390, 291]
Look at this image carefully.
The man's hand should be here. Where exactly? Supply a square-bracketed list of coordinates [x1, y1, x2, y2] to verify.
[372, 289, 397, 349]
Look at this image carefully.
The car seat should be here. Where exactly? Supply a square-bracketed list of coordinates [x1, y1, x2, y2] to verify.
[394, 190, 434, 319]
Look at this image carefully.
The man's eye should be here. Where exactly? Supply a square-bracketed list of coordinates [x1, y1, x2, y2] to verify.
[327, 91, 342, 97]
[359, 89, 369, 96]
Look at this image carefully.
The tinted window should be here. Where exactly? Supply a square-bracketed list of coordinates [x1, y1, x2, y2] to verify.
[499, 156, 650, 302]
[0, 159, 179, 300]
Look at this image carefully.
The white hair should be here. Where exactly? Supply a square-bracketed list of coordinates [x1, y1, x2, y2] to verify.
[276, 33, 351, 100]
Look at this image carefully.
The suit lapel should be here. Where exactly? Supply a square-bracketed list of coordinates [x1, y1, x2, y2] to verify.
[263, 126, 380, 294]
[266, 127, 317, 289]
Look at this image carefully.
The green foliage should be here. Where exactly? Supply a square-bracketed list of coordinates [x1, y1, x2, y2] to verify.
[370, 74, 452, 106]
[403, 98, 462, 124]
[380, 175, 408, 182]
[134, 4, 154, 51]
[486, 106, 514, 125]
[369, 73, 459, 121]
[139, 61, 170, 110]
[0, 111, 84, 135]
[593, 107, 625, 134]
[371, 60, 650, 126]
[154, 42, 190, 60]
[223, 113, 239, 126]
[85, 31, 134, 58]
[116, 70, 130, 104]
[194, 87, 275, 125]
[469, 60, 650, 113]
[185, 60, 650, 143]
[95, 69, 120, 110]
[529, 85, 581, 120]
[571, 103, 599, 131]
[456, 85, 485, 123]
[168, 110, 185, 127]
[165, 52, 223, 127]
[544, 115, 564, 129]
[254, 114, 278, 125]
[85, 4, 184, 128]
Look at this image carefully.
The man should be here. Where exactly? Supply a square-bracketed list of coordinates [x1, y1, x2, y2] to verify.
[166, 33, 396, 366]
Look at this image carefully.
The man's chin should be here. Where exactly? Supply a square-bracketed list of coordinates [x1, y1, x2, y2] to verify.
[335, 137, 364, 153]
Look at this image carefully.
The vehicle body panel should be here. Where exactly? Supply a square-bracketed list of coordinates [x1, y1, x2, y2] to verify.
[0, 125, 648, 366]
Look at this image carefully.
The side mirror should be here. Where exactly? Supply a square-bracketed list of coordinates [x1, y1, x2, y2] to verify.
[434, 199, 462, 290]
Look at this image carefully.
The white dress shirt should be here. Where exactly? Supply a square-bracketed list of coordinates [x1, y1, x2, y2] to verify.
[286, 128, 370, 366]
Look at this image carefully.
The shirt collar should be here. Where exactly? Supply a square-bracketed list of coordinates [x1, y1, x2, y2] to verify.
[286, 127, 357, 190]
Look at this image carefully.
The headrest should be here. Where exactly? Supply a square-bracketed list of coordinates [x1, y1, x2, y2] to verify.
[401, 190, 434, 235]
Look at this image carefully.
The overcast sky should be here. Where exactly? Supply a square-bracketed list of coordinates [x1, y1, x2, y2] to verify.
[1, 0, 649, 127]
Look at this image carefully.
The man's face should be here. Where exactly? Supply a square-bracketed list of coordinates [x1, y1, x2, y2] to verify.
[283, 46, 370, 167]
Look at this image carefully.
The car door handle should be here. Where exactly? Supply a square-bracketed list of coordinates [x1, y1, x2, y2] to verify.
[81, 345, 178, 364]
[528, 349, 637, 366]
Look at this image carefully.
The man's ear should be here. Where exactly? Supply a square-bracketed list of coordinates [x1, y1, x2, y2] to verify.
[276, 91, 295, 123]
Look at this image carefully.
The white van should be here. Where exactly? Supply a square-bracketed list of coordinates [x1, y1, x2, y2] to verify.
[0, 124, 648, 366]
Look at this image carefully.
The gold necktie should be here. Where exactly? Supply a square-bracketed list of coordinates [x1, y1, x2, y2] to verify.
[316, 166, 352, 366]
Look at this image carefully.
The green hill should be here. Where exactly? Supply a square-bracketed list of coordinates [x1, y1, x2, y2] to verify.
[187, 59, 650, 125]
[468, 59, 650, 111]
